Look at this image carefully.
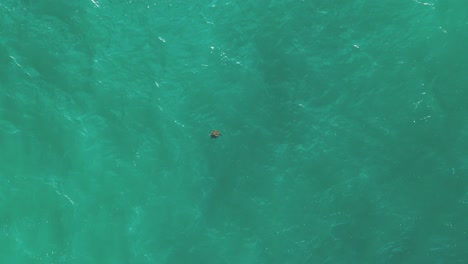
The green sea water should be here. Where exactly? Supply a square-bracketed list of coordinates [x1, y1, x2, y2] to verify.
[1, 0, 467, 263]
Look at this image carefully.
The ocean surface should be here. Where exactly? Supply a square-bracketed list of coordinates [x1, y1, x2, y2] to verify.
[0, 0, 467, 263]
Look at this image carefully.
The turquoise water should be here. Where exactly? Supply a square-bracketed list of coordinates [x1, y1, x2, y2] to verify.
[1, 0, 467, 263]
